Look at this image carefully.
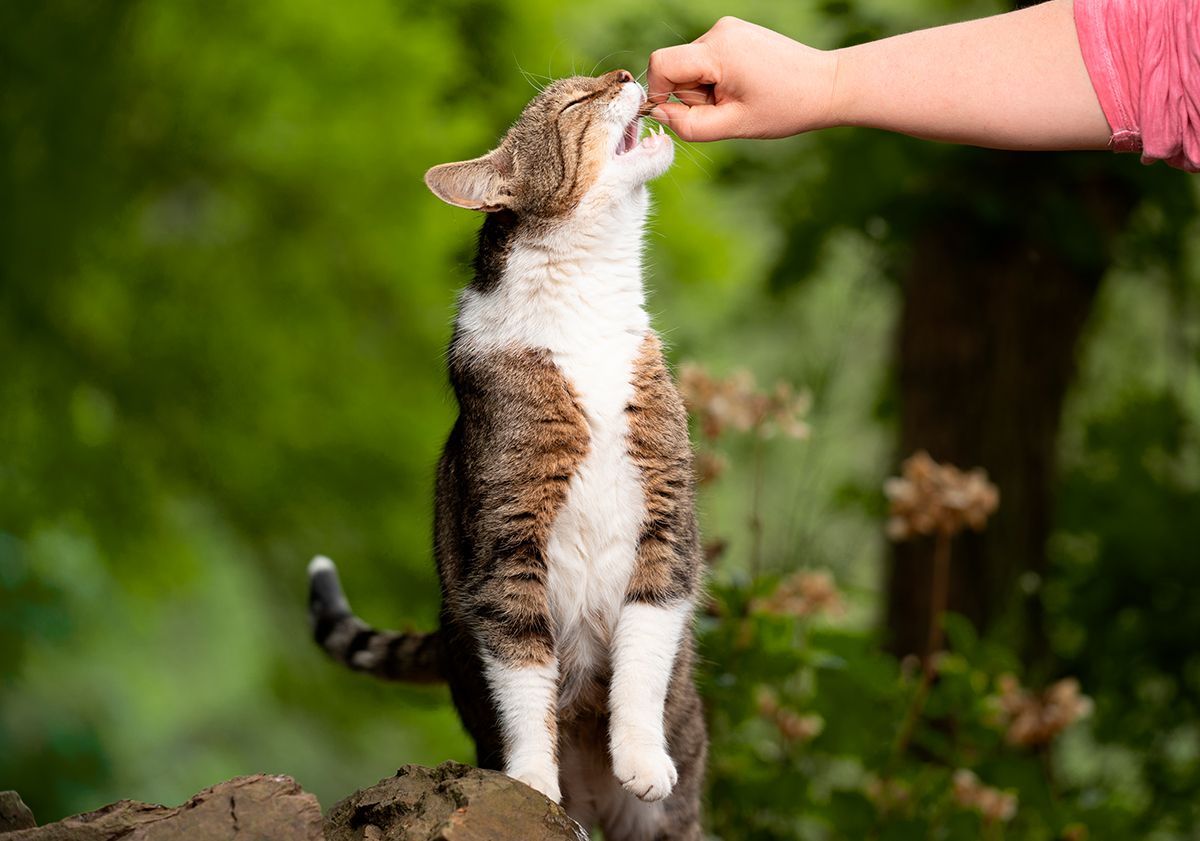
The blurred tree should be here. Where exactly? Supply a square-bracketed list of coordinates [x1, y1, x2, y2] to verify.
[885, 151, 1141, 660]
[3, 0, 1198, 834]
[722, 0, 1200, 658]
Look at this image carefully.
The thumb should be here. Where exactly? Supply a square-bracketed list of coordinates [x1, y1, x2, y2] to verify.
[647, 43, 720, 103]
[653, 101, 741, 142]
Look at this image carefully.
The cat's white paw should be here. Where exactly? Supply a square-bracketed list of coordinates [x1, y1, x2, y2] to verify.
[509, 766, 561, 804]
[612, 743, 678, 802]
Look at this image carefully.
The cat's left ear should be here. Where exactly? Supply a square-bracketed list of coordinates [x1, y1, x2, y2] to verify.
[424, 148, 513, 212]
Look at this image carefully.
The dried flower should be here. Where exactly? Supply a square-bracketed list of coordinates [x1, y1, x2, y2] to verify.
[679, 363, 811, 441]
[695, 450, 729, 485]
[702, 539, 728, 565]
[755, 687, 824, 744]
[885, 451, 999, 540]
[864, 775, 911, 814]
[754, 685, 780, 718]
[751, 569, 845, 619]
[776, 709, 824, 743]
[952, 769, 1018, 823]
[989, 674, 1093, 747]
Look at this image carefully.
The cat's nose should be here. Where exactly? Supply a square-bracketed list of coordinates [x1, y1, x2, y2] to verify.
[612, 69, 634, 85]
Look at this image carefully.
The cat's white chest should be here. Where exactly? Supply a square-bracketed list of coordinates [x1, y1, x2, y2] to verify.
[455, 231, 651, 707]
[543, 332, 646, 706]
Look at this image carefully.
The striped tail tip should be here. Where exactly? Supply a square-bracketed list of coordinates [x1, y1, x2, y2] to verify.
[308, 554, 353, 641]
[305, 554, 444, 684]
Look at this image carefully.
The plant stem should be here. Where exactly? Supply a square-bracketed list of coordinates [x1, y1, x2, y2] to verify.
[893, 530, 953, 758]
[893, 667, 931, 759]
[926, 530, 952, 669]
[749, 432, 765, 580]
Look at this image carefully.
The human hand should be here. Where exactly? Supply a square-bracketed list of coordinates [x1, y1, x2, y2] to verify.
[646, 17, 839, 142]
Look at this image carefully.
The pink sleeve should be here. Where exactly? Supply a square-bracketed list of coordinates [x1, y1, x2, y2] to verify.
[1073, 0, 1200, 172]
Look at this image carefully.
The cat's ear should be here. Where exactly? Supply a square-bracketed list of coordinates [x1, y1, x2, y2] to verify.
[424, 149, 513, 212]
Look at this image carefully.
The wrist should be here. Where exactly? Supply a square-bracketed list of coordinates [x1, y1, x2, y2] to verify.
[824, 45, 860, 130]
[782, 43, 844, 135]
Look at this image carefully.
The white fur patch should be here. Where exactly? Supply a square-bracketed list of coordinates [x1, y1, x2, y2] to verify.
[482, 654, 562, 803]
[307, 555, 335, 576]
[608, 600, 689, 801]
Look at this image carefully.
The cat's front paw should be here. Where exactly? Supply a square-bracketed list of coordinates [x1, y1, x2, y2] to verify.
[508, 766, 562, 804]
[612, 743, 678, 802]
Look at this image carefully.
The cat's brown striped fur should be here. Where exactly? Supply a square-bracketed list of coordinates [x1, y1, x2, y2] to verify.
[308, 70, 705, 840]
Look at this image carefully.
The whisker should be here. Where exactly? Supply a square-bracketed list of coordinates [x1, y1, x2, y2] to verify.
[663, 90, 714, 106]
[589, 49, 634, 77]
[520, 67, 555, 83]
[644, 116, 714, 173]
[673, 145, 713, 175]
[547, 40, 567, 81]
[677, 136, 715, 166]
[660, 21, 690, 46]
[677, 138, 716, 169]
[514, 60, 548, 94]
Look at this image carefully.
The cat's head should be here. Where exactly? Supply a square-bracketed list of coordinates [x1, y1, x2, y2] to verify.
[424, 70, 672, 218]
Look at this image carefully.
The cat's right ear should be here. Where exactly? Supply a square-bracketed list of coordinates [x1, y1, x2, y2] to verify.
[424, 150, 513, 212]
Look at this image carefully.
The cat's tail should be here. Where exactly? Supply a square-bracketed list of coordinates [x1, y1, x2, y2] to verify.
[307, 556, 444, 684]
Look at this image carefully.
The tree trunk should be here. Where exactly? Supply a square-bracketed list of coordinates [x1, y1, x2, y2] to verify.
[883, 152, 1132, 659]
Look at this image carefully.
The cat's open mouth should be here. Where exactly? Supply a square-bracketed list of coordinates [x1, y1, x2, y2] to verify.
[615, 116, 668, 157]
[610, 83, 671, 172]
[616, 116, 641, 156]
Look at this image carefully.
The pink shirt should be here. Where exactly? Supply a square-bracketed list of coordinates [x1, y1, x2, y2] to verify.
[1074, 0, 1199, 172]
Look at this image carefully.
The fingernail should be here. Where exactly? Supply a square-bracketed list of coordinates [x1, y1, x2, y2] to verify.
[651, 106, 668, 122]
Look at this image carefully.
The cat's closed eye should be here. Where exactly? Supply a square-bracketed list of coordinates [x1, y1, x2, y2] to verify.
[560, 92, 598, 113]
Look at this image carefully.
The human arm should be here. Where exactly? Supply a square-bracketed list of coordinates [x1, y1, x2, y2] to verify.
[646, 0, 1111, 150]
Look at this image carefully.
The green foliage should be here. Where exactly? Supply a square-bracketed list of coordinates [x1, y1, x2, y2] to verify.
[2, 0, 1198, 838]
[702, 591, 1132, 840]
[0, 0, 897, 820]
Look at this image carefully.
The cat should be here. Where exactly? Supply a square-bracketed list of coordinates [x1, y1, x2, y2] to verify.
[307, 69, 706, 841]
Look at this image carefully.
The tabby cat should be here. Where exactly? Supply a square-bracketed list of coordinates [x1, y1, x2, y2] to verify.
[307, 69, 706, 841]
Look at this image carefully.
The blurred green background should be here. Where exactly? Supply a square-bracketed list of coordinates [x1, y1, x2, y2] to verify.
[2, 0, 1198, 837]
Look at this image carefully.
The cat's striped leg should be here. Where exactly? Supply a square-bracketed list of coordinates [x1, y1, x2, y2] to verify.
[610, 335, 703, 804]
[451, 348, 593, 804]
[475, 589, 561, 803]
[467, 507, 567, 803]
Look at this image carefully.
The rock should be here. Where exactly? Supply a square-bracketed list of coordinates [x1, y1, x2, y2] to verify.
[0, 775, 323, 841]
[0, 792, 36, 832]
[0, 762, 582, 841]
[324, 762, 586, 841]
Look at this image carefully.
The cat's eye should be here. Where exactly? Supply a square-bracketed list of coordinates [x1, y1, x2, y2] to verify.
[560, 93, 596, 113]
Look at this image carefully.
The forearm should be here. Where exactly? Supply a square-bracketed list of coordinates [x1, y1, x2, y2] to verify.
[828, 0, 1111, 150]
